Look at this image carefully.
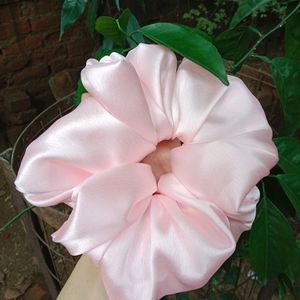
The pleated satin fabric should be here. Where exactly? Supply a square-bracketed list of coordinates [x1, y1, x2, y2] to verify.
[15, 43, 278, 300]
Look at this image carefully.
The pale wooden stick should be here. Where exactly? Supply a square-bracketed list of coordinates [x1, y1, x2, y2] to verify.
[57, 255, 109, 300]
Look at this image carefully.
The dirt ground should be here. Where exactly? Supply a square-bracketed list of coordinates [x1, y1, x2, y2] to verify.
[0, 157, 51, 300]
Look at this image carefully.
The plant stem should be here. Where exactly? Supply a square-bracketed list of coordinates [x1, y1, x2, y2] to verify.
[116, 19, 139, 46]
[0, 205, 35, 233]
[121, 46, 134, 54]
[230, 2, 300, 74]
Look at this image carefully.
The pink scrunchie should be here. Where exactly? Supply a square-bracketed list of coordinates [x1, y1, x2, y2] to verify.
[15, 43, 278, 300]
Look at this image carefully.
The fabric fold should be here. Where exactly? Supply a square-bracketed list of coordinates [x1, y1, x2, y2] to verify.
[173, 58, 228, 143]
[81, 53, 156, 144]
[14, 44, 279, 300]
[15, 97, 155, 206]
[158, 173, 259, 240]
[52, 163, 157, 255]
[127, 44, 177, 141]
[101, 194, 236, 300]
[171, 130, 277, 216]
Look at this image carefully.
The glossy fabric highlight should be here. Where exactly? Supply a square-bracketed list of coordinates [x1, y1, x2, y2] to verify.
[15, 43, 278, 300]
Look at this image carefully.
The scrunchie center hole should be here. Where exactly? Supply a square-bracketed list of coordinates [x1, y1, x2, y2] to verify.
[141, 138, 181, 181]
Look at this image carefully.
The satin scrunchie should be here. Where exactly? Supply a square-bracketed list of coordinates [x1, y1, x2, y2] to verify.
[15, 43, 278, 300]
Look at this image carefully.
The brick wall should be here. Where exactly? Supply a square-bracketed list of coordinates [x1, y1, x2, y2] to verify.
[0, 0, 95, 151]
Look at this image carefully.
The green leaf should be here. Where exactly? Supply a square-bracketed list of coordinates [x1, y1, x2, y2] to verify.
[210, 292, 239, 300]
[95, 16, 125, 46]
[176, 293, 190, 300]
[276, 174, 300, 219]
[277, 275, 288, 299]
[60, 0, 87, 37]
[268, 57, 300, 135]
[138, 23, 229, 85]
[249, 187, 296, 282]
[214, 26, 260, 63]
[222, 265, 239, 284]
[179, 24, 212, 42]
[74, 80, 87, 105]
[95, 9, 136, 47]
[87, 0, 101, 37]
[118, 8, 131, 31]
[230, 0, 273, 28]
[286, 241, 300, 280]
[279, 274, 295, 296]
[101, 38, 114, 50]
[273, 137, 300, 173]
[126, 12, 144, 47]
[285, 2, 300, 62]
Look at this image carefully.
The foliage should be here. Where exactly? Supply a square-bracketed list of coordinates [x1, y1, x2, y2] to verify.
[87, 0, 102, 37]
[269, 57, 300, 136]
[60, 0, 87, 37]
[182, 0, 287, 35]
[249, 185, 296, 282]
[285, 1, 300, 62]
[139, 23, 228, 84]
[66, 0, 300, 295]
[95, 8, 144, 47]
[230, 0, 274, 28]
[2, 0, 299, 299]
[60, 0, 147, 37]
[214, 25, 260, 63]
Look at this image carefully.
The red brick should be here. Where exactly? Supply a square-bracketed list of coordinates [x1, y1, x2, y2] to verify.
[35, 2, 54, 15]
[0, 94, 4, 110]
[50, 55, 89, 73]
[25, 78, 49, 96]
[3, 55, 30, 73]
[67, 39, 93, 56]
[31, 45, 66, 64]
[3, 35, 43, 56]
[8, 97, 31, 113]
[49, 57, 69, 73]
[68, 54, 90, 68]
[33, 90, 55, 111]
[31, 15, 60, 33]
[6, 125, 25, 145]
[0, 6, 13, 24]
[0, 132, 10, 152]
[0, 23, 15, 40]
[13, 64, 49, 83]
[0, 75, 8, 90]
[49, 71, 76, 100]
[45, 31, 62, 44]
[52, 0, 62, 11]
[0, 37, 16, 51]
[3, 108, 36, 126]
[16, 20, 31, 34]
[0, 20, 30, 41]
[11, 2, 37, 18]
[69, 68, 81, 81]
[2, 88, 31, 113]
[23, 282, 51, 300]
[63, 26, 84, 40]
